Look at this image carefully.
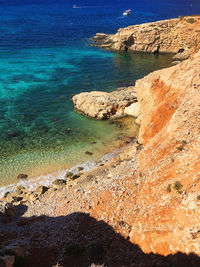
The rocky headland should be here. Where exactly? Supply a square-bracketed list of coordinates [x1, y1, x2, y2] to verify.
[93, 15, 200, 60]
[72, 86, 141, 122]
[0, 17, 200, 266]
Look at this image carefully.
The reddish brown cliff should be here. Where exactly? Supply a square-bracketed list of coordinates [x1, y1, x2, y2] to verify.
[131, 50, 200, 255]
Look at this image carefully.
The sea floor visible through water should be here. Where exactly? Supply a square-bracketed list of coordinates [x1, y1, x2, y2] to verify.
[0, 44, 173, 186]
[0, 46, 174, 186]
[0, 117, 139, 197]
[0, 116, 139, 188]
[1, 0, 198, 187]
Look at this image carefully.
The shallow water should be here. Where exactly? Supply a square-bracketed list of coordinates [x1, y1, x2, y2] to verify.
[1, 0, 200, 186]
[0, 48, 172, 186]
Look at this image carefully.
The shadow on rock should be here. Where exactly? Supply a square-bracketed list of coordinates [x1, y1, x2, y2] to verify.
[0, 211, 200, 267]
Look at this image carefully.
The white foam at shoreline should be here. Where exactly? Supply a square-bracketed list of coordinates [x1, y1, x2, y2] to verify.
[0, 149, 121, 198]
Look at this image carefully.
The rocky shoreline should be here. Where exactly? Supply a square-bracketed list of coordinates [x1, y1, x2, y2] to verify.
[1, 17, 200, 266]
[92, 15, 200, 63]
[72, 86, 141, 123]
[0, 139, 135, 206]
[0, 139, 141, 266]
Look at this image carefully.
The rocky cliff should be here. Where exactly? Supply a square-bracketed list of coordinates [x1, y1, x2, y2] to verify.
[1, 22, 200, 266]
[93, 16, 200, 59]
[129, 49, 200, 255]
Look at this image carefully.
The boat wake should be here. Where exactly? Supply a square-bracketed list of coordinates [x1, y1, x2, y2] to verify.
[73, 5, 104, 9]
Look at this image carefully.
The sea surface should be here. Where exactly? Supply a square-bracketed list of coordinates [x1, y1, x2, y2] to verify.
[0, 0, 200, 187]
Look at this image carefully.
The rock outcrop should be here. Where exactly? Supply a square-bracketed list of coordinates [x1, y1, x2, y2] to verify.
[93, 16, 200, 58]
[72, 87, 138, 120]
[71, 50, 200, 257]
[128, 50, 200, 255]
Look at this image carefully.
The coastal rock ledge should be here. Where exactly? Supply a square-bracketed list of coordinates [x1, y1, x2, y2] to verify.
[92, 16, 200, 58]
[72, 86, 140, 120]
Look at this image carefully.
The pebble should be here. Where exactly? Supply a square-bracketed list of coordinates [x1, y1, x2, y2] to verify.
[17, 173, 28, 180]
[85, 151, 93, 155]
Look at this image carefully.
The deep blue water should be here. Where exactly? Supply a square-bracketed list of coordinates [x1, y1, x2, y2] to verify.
[0, 0, 200, 184]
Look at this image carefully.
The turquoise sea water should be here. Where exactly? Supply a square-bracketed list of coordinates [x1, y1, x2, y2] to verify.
[0, 0, 200, 186]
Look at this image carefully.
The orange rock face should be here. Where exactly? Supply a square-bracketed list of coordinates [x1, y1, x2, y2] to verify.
[133, 50, 200, 255]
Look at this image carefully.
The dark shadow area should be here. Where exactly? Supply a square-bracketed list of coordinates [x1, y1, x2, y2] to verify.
[0, 209, 200, 267]
[15, 204, 28, 217]
[0, 203, 28, 223]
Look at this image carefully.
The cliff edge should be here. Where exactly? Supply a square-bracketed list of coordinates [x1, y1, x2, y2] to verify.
[130, 49, 200, 255]
[93, 16, 200, 59]
[71, 48, 200, 257]
[83, 50, 200, 257]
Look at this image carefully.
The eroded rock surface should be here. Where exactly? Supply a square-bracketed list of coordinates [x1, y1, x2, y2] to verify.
[72, 86, 138, 119]
[124, 102, 141, 118]
[130, 50, 200, 255]
[93, 16, 200, 58]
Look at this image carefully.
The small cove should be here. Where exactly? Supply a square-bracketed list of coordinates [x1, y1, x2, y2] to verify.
[0, 50, 173, 187]
[1, 0, 196, 187]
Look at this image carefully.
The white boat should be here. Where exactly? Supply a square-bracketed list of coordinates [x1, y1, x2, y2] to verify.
[123, 9, 132, 16]
[73, 5, 77, 8]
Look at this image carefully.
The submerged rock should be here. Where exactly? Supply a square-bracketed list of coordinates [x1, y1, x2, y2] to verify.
[17, 174, 28, 180]
[90, 141, 97, 144]
[171, 60, 181, 65]
[7, 131, 19, 138]
[65, 172, 74, 178]
[51, 179, 66, 189]
[85, 151, 93, 156]
[77, 166, 84, 171]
